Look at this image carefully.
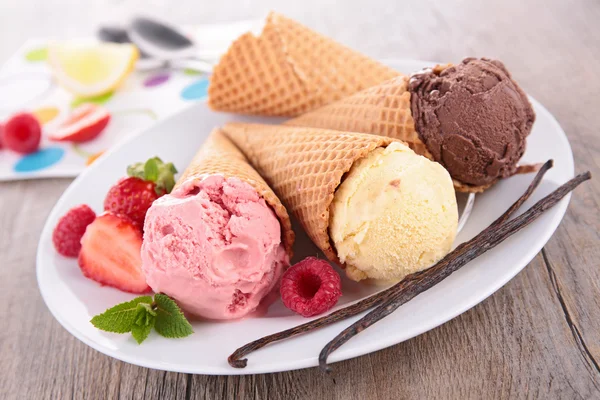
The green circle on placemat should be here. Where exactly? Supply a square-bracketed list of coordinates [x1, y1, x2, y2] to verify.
[71, 92, 114, 108]
[25, 47, 48, 62]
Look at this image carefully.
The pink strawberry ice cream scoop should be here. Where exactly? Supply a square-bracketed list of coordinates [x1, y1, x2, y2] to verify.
[141, 175, 288, 320]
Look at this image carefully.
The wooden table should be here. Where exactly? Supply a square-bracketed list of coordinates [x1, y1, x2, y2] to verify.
[1, 0, 599, 398]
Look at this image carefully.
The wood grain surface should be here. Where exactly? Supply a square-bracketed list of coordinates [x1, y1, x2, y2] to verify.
[1, 0, 599, 398]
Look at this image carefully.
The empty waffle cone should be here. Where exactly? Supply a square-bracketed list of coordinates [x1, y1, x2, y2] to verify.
[176, 128, 295, 257]
[220, 122, 396, 264]
[286, 74, 492, 193]
[208, 12, 400, 117]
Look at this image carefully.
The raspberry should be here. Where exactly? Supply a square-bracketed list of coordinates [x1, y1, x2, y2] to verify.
[52, 204, 96, 257]
[280, 257, 342, 317]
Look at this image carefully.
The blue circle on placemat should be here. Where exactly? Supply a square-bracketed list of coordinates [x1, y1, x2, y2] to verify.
[181, 77, 210, 101]
[14, 147, 64, 173]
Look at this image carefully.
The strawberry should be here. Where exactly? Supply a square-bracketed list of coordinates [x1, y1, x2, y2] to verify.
[52, 204, 96, 257]
[104, 177, 161, 228]
[48, 104, 110, 143]
[2, 112, 41, 154]
[104, 157, 177, 228]
[78, 212, 150, 294]
[0, 123, 4, 149]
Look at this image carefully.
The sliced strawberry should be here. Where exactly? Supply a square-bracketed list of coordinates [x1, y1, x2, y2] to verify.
[78, 212, 150, 294]
[48, 104, 110, 143]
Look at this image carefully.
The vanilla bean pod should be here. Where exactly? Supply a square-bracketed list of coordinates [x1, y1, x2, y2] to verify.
[228, 160, 556, 368]
[228, 285, 395, 367]
[490, 160, 553, 228]
[318, 170, 591, 372]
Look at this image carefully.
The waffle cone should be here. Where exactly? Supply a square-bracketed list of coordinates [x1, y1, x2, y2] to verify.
[220, 123, 396, 264]
[176, 129, 295, 257]
[208, 12, 400, 117]
[286, 76, 491, 193]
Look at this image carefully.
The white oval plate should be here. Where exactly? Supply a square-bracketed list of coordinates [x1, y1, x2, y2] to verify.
[37, 60, 573, 375]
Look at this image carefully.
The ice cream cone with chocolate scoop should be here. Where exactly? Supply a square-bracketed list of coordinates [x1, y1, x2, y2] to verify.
[221, 123, 458, 283]
[141, 129, 294, 320]
[208, 12, 399, 117]
[287, 58, 537, 192]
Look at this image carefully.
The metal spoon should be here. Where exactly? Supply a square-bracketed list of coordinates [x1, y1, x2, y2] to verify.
[98, 25, 166, 71]
[129, 17, 213, 73]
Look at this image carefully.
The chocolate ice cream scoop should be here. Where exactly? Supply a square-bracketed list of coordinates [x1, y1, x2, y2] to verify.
[409, 58, 535, 187]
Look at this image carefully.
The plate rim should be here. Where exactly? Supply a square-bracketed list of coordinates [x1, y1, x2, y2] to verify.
[36, 59, 574, 375]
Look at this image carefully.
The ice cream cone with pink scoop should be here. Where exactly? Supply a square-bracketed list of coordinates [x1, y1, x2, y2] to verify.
[141, 129, 294, 320]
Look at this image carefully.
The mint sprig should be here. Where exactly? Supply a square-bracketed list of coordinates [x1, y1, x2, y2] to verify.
[91, 294, 193, 344]
[90, 296, 153, 333]
[154, 293, 194, 338]
[127, 157, 178, 195]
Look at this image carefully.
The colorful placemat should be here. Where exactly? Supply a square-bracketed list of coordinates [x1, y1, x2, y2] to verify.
[0, 21, 261, 181]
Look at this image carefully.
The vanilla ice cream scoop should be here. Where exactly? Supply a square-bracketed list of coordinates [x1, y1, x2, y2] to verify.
[329, 142, 458, 282]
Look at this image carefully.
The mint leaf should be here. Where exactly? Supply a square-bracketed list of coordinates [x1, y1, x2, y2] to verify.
[154, 294, 193, 338]
[132, 322, 154, 344]
[91, 296, 153, 333]
[144, 158, 159, 182]
[137, 302, 157, 317]
[131, 307, 156, 344]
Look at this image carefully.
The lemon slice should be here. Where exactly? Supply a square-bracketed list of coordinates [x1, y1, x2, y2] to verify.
[48, 42, 139, 97]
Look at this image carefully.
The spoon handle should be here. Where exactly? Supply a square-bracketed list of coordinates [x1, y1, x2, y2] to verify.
[135, 58, 169, 71]
[169, 58, 213, 74]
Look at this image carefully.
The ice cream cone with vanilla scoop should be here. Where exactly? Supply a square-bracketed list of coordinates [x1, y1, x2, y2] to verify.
[220, 123, 458, 283]
[140, 129, 294, 320]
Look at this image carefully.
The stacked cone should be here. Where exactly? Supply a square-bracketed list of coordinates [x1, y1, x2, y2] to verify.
[176, 128, 295, 256]
[221, 123, 397, 264]
[285, 68, 490, 193]
[287, 75, 430, 157]
[208, 12, 400, 117]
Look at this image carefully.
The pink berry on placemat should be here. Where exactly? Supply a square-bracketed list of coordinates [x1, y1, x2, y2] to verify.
[52, 204, 97, 257]
[2, 112, 42, 154]
[280, 257, 342, 317]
